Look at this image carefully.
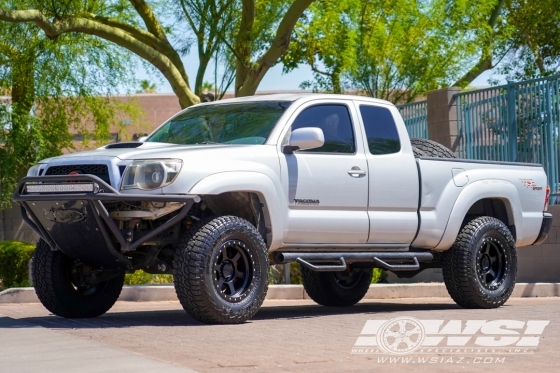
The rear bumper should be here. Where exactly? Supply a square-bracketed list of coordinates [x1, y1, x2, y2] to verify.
[13, 175, 200, 270]
[532, 213, 553, 245]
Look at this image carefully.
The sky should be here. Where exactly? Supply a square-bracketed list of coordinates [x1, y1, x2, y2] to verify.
[135, 49, 498, 95]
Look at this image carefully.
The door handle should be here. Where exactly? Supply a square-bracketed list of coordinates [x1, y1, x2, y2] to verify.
[347, 167, 366, 176]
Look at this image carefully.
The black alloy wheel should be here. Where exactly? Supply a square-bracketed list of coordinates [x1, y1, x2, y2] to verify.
[212, 240, 255, 302]
[476, 237, 506, 291]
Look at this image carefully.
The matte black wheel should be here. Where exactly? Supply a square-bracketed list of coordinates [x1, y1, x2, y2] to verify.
[442, 216, 517, 308]
[301, 265, 372, 306]
[411, 138, 456, 158]
[32, 239, 124, 318]
[173, 216, 269, 324]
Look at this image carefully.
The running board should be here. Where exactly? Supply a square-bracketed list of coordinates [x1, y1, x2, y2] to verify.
[275, 252, 433, 272]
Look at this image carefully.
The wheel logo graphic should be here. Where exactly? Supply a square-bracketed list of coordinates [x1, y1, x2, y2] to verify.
[376, 317, 425, 355]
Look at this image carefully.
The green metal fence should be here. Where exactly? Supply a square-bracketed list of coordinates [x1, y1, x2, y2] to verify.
[455, 76, 560, 200]
[396, 100, 428, 139]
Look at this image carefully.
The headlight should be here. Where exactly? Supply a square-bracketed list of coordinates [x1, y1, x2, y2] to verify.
[27, 164, 43, 177]
[121, 159, 183, 190]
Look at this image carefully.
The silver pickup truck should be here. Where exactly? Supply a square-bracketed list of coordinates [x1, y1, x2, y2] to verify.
[14, 94, 552, 324]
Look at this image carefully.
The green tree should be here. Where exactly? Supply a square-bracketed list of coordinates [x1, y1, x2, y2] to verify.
[173, 0, 237, 97]
[493, 0, 560, 81]
[137, 79, 157, 93]
[0, 0, 315, 108]
[452, 0, 560, 85]
[0, 18, 141, 209]
[285, 0, 496, 102]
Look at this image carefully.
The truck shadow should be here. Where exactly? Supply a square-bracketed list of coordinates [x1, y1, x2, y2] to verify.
[1, 301, 465, 329]
[253, 301, 461, 321]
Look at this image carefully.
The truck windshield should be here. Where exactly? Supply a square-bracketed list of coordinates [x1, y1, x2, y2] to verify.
[146, 101, 292, 145]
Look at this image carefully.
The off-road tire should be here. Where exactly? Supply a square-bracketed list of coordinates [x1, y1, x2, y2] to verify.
[412, 147, 427, 157]
[411, 138, 456, 158]
[442, 216, 517, 309]
[173, 216, 269, 324]
[300, 265, 373, 306]
[32, 239, 124, 318]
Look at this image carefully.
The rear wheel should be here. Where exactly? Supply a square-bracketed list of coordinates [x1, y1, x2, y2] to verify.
[442, 216, 517, 308]
[301, 265, 372, 306]
[32, 239, 124, 318]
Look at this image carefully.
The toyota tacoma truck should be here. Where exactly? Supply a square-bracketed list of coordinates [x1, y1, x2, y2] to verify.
[14, 94, 552, 324]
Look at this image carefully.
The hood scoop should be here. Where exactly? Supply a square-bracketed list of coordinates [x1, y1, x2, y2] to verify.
[105, 142, 143, 149]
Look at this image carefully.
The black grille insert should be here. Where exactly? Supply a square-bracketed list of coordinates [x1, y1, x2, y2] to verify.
[45, 164, 111, 185]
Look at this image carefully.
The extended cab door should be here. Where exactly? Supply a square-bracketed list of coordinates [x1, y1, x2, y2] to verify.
[279, 100, 369, 244]
[353, 102, 420, 244]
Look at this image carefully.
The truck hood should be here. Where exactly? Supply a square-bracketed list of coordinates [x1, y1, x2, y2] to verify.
[38, 142, 256, 163]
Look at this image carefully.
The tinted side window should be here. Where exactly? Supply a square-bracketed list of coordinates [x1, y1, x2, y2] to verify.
[360, 105, 401, 155]
[291, 105, 355, 153]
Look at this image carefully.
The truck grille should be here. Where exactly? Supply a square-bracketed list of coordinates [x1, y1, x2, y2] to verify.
[45, 164, 111, 186]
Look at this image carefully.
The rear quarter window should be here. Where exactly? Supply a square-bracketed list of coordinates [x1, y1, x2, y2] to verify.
[360, 105, 401, 155]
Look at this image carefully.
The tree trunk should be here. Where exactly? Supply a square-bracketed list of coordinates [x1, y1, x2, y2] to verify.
[195, 55, 211, 96]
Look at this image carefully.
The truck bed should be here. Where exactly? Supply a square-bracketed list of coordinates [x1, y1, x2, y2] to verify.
[413, 157, 547, 250]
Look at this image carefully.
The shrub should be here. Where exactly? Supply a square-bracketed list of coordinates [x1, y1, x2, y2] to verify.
[0, 240, 35, 289]
[371, 268, 388, 283]
[269, 263, 387, 284]
[124, 270, 173, 285]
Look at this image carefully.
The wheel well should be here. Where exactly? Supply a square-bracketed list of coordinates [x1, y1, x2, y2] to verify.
[463, 198, 516, 239]
[199, 192, 272, 246]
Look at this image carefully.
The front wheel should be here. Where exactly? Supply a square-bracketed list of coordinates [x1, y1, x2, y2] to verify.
[301, 265, 373, 306]
[442, 216, 517, 308]
[32, 239, 124, 318]
[173, 216, 269, 324]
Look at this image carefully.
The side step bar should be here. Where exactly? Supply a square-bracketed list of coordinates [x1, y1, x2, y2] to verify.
[275, 252, 434, 272]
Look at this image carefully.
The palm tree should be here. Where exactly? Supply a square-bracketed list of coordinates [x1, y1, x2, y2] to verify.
[137, 80, 157, 94]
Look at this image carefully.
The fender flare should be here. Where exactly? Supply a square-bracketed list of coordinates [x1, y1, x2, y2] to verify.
[435, 180, 522, 251]
[188, 171, 284, 250]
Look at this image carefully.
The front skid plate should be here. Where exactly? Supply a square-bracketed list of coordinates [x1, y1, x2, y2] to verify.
[27, 199, 127, 270]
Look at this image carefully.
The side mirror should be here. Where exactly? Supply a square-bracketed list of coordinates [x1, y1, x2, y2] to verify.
[138, 136, 148, 142]
[283, 127, 324, 154]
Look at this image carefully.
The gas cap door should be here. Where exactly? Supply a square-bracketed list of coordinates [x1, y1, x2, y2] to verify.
[452, 168, 469, 187]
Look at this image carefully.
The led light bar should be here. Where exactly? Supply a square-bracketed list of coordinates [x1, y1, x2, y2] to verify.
[26, 183, 95, 193]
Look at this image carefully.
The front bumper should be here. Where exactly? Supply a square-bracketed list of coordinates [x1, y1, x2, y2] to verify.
[13, 175, 200, 270]
[532, 213, 553, 245]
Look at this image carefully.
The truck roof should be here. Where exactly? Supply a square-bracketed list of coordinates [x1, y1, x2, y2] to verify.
[194, 93, 396, 107]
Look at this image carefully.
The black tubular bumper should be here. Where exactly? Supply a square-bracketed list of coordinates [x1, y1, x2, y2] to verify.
[13, 175, 200, 270]
[533, 213, 553, 245]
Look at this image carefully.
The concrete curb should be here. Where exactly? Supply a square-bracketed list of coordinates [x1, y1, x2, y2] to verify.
[1, 283, 559, 304]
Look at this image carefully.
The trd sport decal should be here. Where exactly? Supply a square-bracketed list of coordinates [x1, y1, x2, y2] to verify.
[520, 179, 543, 191]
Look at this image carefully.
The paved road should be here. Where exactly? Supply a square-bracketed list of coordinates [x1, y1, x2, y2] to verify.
[1, 298, 559, 373]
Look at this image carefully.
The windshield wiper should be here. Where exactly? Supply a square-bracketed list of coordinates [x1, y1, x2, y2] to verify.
[196, 141, 221, 145]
